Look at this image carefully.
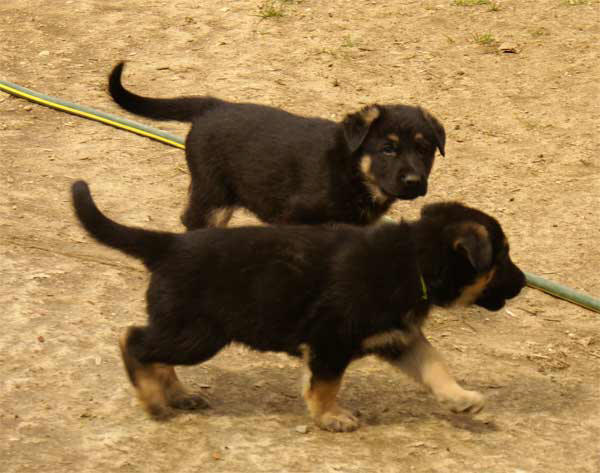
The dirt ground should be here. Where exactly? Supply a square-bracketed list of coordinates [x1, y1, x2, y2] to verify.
[1, 1, 599, 472]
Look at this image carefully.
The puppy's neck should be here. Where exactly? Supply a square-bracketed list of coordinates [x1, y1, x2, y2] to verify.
[409, 220, 457, 308]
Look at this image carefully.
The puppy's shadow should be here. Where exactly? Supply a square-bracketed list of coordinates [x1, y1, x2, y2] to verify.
[173, 362, 575, 433]
[179, 363, 307, 418]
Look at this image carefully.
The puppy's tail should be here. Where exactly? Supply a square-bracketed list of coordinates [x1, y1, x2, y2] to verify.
[108, 61, 221, 122]
[71, 180, 175, 268]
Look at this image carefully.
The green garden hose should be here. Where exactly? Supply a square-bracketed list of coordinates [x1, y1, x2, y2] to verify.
[0, 80, 184, 149]
[1, 78, 598, 313]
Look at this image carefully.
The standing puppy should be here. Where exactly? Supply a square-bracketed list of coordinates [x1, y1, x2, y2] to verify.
[72, 180, 525, 432]
[108, 62, 446, 229]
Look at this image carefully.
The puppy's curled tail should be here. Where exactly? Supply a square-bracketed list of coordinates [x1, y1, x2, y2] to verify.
[71, 180, 174, 268]
[109, 62, 221, 122]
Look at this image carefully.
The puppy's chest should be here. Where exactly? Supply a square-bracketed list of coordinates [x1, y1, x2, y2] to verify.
[333, 189, 392, 225]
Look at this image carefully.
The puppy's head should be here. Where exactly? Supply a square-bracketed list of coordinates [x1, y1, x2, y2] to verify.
[417, 203, 525, 311]
[343, 104, 445, 201]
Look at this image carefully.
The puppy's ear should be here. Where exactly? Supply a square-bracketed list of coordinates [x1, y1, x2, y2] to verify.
[421, 108, 446, 157]
[342, 105, 381, 152]
[450, 223, 492, 272]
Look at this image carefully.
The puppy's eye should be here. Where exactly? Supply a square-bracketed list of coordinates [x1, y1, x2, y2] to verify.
[382, 144, 396, 155]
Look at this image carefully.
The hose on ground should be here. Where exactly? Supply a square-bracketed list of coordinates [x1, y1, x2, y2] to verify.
[1, 78, 598, 313]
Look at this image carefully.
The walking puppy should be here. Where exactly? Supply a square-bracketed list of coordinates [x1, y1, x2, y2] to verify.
[72, 180, 525, 432]
[108, 62, 446, 229]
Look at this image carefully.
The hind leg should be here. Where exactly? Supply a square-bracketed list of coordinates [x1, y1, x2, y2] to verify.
[300, 345, 357, 432]
[120, 323, 227, 418]
[181, 181, 235, 230]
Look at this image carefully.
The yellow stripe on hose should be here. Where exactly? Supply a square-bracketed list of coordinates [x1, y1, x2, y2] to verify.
[0, 83, 185, 150]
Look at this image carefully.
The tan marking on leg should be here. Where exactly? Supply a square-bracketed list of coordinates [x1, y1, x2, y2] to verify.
[207, 207, 234, 227]
[359, 155, 389, 204]
[454, 267, 496, 306]
[134, 364, 171, 418]
[387, 133, 400, 142]
[391, 331, 485, 414]
[360, 105, 380, 125]
[158, 365, 210, 410]
[300, 345, 358, 432]
[361, 328, 417, 352]
[304, 378, 342, 418]
[119, 331, 170, 419]
[414, 132, 424, 141]
[299, 344, 312, 402]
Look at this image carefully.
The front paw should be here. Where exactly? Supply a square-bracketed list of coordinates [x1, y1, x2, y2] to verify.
[439, 389, 485, 414]
[315, 407, 360, 432]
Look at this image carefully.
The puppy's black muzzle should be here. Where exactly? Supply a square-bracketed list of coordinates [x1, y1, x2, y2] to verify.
[395, 173, 427, 200]
[475, 261, 526, 311]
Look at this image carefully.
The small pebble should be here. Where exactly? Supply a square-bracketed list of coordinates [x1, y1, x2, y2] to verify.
[295, 425, 309, 434]
[37, 336, 45, 343]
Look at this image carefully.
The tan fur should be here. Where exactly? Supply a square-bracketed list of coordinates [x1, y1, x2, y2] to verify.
[389, 331, 485, 414]
[301, 343, 338, 417]
[157, 365, 186, 401]
[300, 344, 358, 431]
[359, 155, 390, 204]
[454, 267, 496, 306]
[414, 132, 424, 141]
[387, 133, 400, 142]
[304, 378, 342, 418]
[452, 222, 489, 244]
[299, 344, 312, 401]
[361, 106, 380, 125]
[120, 331, 206, 417]
[207, 207, 234, 227]
[361, 328, 417, 352]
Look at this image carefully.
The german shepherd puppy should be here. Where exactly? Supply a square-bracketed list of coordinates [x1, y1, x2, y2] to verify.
[72, 180, 525, 432]
[108, 62, 446, 229]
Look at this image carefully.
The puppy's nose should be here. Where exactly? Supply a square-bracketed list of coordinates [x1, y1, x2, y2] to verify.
[400, 174, 426, 195]
[401, 174, 422, 186]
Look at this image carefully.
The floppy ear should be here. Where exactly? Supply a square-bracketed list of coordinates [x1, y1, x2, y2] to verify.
[421, 108, 446, 157]
[342, 105, 381, 153]
[451, 224, 492, 272]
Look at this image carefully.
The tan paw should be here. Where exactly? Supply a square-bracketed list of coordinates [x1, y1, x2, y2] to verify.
[316, 408, 360, 432]
[439, 389, 485, 414]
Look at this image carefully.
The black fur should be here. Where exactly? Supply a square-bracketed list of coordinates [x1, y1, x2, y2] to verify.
[108, 62, 446, 229]
[72, 180, 525, 427]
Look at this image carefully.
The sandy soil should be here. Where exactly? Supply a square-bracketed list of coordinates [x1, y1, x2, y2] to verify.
[1, 1, 599, 472]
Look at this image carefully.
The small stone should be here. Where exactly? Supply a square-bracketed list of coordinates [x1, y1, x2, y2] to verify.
[295, 425, 309, 434]
[499, 43, 518, 54]
[212, 452, 221, 461]
[37, 336, 45, 343]
[39, 50, 50, 57]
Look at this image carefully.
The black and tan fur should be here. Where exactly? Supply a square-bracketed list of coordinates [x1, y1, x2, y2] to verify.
[108, 62, 446, 229]
[71, 180, 525, 432]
